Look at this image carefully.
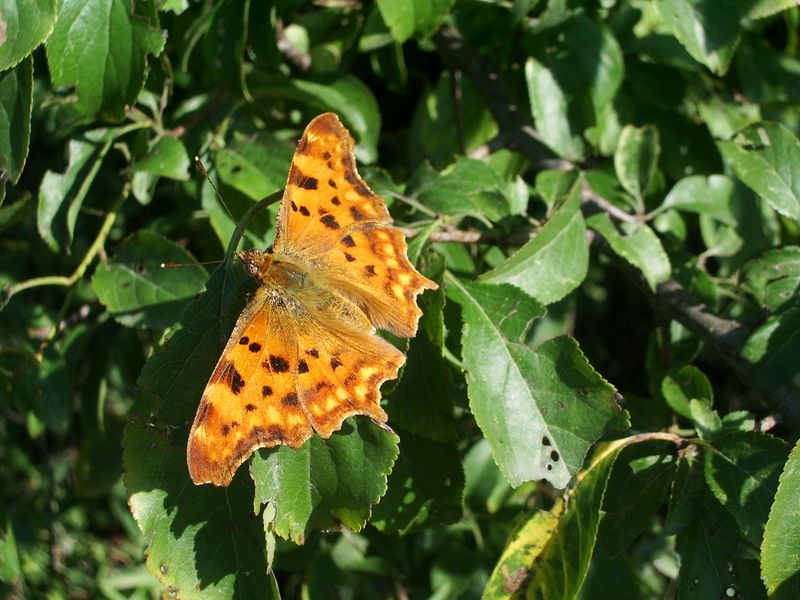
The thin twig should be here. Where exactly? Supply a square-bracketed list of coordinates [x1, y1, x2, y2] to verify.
[581, 185, 641, 223]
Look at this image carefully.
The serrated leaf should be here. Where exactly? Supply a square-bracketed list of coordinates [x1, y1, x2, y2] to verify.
[742, 246, 800, 311]
[587, 213, 671, 290]
[249, 418, 398, 544]
[480, 177, 588, 305]
[46, 0, 165, 120]
[704, 431, 788, 548]
[660, 175, 736, 224]
[741, 301, 800, 390]
[762, 439, 800, 598]
[653, 0, 741, 76]
[410, 157, 510, 223]
[446, 278, 626, 489]
[124, 420, 275, 598]
[718, 122, 800, 222]
[36, 128, 115, 252]
[614, 124, 660, 201]
[0, 56, 33, 190]
[485, 437, 633, 598]
[216, 133, 295, 200]
[0, 0, 56, 70]
[92, 230, 208, 329]
[676, 481, 767, 599]
[129, 136, 190, 181]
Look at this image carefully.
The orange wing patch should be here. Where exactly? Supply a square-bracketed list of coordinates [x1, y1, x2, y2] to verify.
[188, 113, 436, 486]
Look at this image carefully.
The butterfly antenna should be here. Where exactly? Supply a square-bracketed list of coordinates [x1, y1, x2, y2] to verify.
[161, 259, 224, 269]
[195, 156, 236, 224]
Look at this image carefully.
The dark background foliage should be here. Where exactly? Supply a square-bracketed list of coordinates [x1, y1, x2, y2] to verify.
[2, 0, 800, 598]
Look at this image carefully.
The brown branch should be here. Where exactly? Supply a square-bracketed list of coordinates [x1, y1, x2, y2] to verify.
[434, 26, 572, 171]
[589, 231, 800, 427]
[399, 226, 533, 246]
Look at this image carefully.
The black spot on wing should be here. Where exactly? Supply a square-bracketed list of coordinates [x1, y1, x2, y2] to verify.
[262, 386, 273, 397]
[292, 168, 318, 190]
[320, 214, 340, 230]
[341, 235, 355, 247]
[299, 206, 310, 216]
[281, 392, 298, 406]
[248, 342, 261, 353]
[268, 355, 290, 373]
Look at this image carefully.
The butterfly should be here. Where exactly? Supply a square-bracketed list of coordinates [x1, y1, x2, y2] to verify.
[187, 113, 437, 486]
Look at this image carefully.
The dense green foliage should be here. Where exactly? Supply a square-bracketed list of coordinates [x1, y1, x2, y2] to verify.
[2, 0, 800, 598]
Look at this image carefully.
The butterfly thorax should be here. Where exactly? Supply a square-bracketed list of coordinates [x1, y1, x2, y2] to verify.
[239, 249, 308, 290]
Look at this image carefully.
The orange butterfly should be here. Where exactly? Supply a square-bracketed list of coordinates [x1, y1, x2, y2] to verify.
[187, 113, 437, 486]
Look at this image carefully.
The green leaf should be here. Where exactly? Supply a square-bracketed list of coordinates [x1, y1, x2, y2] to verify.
[410, 157, 511, 223]
[91, 230, 208, 329]
[742, 246, 800, 311]
[216, 132, 295, 200]
[717, 122, 800, 222]
[36, 128, 115, 252]
[524, 15, 624, 161]
[598, 443, 676, 556]
[762, 439, 800, 598]
[0, 56, 33, 190]
[653, 0, 741, 75]
[0, 0, 56, 70]
[664, 455, 705, 535]
[46, 0, 165, 120]
[737, 34, 800, 105]
[587, 213, 671, 290]
[124, 420, 276, 598]
[446, 278, 626, 489]
[741, 301, 800, 390]
[202, 0, 246, 92]
[661, 365, 713, 420]
[704, 431, 788, 547]
[736, 0, 797, 19]
[614, 124, 660, 202]
[371, 429, 464, 535]
[659, 175, 737, 224]
[689, 398, 723, 440]
[249, 75, 381, 163]
[250, 418, 398, 544]
[676, 481, 767, 599]
[408, 73, 497, 170]
[129, 137, 190, 181]
[376, 0, 453, 42]
[485, 437, 633, 598]
[480, 177, 588, 305]
[525, 56, 584, 162]
[0, 517, 20, 581]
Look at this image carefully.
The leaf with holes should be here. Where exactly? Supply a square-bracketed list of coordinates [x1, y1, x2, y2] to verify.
[446, 278, 627, 488]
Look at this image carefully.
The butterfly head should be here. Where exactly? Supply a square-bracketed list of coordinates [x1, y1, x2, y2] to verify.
[237, 248, 273, 281]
